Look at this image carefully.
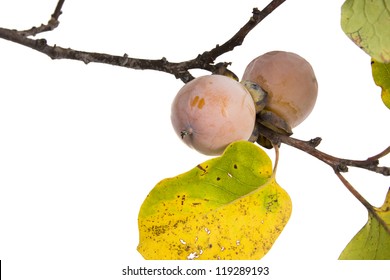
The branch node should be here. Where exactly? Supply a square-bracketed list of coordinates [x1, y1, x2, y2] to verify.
[120, 53, 129, 66]
[160, 57, 168, 64]
[251, 8, 261, 21]
[48, 18, 60, 30]
[308, 137, 322, 148]
[74, 52, 90, 65]
[198, 51, 214, 66]
[336, 163, 349, 173]
[36, 38, 47, 50]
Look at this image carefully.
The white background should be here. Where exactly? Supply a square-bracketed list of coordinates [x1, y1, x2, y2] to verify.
[0, 0, 389, 279]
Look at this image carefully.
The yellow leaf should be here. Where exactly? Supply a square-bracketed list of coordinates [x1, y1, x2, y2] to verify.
[137, 141, 292, 260]
[339, 188, 390, 260]
[371, 59, 390, 109]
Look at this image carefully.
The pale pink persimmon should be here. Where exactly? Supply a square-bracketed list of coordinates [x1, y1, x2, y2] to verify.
[171, 75, 256, 155]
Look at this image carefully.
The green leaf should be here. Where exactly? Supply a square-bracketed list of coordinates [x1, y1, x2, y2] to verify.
[341, 0, 390, 63]
[339, 188, 390, 260]
[371, 59, 390, 109]
[137, 141, 292, 260]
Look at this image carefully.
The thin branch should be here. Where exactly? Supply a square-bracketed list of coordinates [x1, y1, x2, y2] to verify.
[0, 0, 285, 83]
[257, 123, 390, 176]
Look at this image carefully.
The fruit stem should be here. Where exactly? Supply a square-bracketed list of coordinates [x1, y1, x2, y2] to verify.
[271, 143, 280, 178]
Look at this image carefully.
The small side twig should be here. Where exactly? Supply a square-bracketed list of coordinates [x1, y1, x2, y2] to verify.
[17, 0, 65, 37]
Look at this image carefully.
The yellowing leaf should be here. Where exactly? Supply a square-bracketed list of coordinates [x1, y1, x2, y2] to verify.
[137, 141, 292, 260]
[341, 0, 390, 63]
[339, 188, 390, 260]
[371, 59, 390, 109]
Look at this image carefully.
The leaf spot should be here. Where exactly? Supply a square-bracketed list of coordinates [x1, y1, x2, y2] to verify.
[196, 164, 208, 175]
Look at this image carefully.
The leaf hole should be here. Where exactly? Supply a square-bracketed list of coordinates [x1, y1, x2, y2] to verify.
[187, 252, 199, 260]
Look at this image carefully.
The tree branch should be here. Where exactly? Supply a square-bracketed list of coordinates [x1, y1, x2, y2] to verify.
[0, 0, 286, 83]
[257, 123, 390, 176]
